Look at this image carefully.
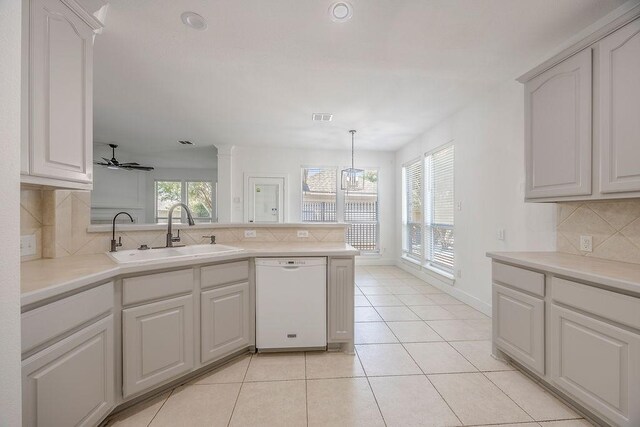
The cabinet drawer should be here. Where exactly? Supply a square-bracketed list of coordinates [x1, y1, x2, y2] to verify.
[22, 282, 113, 354]
[493, 283, 545, 375]
[551, 277, 640, 330]
[201, 261, 249, 290]
[123, 269, 193, 306]
[550, 303, 640, 426]
[492, 262, 545, 297]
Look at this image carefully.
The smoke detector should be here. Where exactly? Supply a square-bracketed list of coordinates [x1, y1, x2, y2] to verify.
[329, 2, 353, 23]
[181, 12, 207, 30]
[312, 113, 333, 122]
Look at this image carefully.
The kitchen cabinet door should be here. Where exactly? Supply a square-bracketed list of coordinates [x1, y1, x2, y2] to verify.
[201, 282, 250, 364]
[599, 18, 640, 193]
[550, 303, 640, 426]
[328, 258, 354, 344]
[492, 283, 545, 375]
[122, 295, 194, 398]
[28, 0, 94, 184]
[22, 315, 114, 427]
[524, 49, 592, 199]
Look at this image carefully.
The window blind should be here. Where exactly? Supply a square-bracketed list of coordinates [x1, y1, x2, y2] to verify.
[402, 159, 423, 260]
[425, 145, 454, 273]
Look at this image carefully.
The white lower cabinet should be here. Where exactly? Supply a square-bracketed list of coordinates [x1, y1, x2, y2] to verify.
[550, 303, 640, 426]
[22, 315, 114, 427]
[122, 295, 194, 398]
[201, 282, 250, 364]
[492, 283, 545, 375]
[328, 258, 354, 344]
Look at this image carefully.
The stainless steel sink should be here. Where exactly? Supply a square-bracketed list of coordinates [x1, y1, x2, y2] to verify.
[108, 244, 244, 265]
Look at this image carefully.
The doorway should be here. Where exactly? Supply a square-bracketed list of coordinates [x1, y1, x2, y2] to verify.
[245, 175, 286, 223]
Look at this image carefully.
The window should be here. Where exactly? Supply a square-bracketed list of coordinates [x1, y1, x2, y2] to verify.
[402, 159, 423, 260]
[345, 169, 378, 252]
[301, 167, 337, 222]
[424, 144, 454, 274]
[155, 180, 215, 223]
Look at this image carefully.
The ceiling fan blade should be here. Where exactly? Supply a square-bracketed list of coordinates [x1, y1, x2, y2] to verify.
[101, 157, 114, 164]
[118, 162, 140, 166]
[128, 165, 154, 171]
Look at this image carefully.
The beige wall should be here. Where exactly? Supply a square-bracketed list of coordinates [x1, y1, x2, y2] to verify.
[557, 199, 640, 264]
[26, 190, 345, 259]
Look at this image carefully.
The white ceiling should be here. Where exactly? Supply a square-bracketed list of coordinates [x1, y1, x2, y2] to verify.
[93, 0, 626, 153]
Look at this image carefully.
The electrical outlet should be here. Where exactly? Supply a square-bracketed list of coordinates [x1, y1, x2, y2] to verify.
[580, 235, 593, 252]
[21, 234, 36, 257]
[456, 201, 462, 211]
[497, 229, 505, 241]
[297, 230, 309, 238]
[244, 229, 257, 238]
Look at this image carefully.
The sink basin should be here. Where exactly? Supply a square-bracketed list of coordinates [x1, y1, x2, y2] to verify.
[108, 244, 244, 265]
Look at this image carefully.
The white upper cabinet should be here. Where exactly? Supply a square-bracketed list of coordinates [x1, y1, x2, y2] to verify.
[524, 49, 592, 199]
[598, 18, 640, 193]
[23, 0, 101, 189]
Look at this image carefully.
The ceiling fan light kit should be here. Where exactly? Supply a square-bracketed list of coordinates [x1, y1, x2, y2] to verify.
[341, 129, 364, 191]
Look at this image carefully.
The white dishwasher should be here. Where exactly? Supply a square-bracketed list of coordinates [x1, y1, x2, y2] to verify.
[256, 258, 327, 351]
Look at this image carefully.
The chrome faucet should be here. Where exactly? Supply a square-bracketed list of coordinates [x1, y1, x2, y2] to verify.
[166, 203, 195, 247]
[111, 211, 134, 252]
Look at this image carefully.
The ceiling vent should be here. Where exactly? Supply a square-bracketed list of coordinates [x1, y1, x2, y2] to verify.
[178, 140, 194, 145]
[312, 113, 333, 122]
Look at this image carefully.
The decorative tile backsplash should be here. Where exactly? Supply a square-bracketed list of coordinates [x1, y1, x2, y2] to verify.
[22, 189, 346, 260]
[557, 199, 640, 264]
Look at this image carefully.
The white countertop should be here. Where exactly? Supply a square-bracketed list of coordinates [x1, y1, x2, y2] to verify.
[21, 242, 358, 307]
[487, 251, 640, 296]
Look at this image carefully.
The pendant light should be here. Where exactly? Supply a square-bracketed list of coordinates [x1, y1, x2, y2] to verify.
[341, 130, 364, 191]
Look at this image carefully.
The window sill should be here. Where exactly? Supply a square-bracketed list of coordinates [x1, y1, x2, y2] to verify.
[401, 255, 422, 266]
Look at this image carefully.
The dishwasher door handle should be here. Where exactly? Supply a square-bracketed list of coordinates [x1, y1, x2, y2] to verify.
[282, 266, 300, 270]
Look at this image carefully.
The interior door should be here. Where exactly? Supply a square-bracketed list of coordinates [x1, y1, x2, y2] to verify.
[247, 177, 285, 223]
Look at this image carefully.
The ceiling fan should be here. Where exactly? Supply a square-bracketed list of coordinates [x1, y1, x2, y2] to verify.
[95, 144, 154, 171]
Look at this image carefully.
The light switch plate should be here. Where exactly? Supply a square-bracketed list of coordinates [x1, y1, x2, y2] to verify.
[21, 234, 36, 257]
[244, 230, 257, 238]
[297, 230, 309, 238]
[497, 229, 505, 241]
[580, 235, 593, 252]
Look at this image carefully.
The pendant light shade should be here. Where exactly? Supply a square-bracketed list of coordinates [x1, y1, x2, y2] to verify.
[341, 130, 364, 191]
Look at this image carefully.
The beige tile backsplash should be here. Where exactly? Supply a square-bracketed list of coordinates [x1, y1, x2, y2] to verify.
[22, 189, 346, 260]
[557, 199, 640, 264]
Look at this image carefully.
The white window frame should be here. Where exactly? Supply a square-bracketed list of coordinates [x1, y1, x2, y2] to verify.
[301, 166, 338, 223]
[154, 179, 216, 223]
[401, 157, 423, 263]
[344, 167, 380, 254]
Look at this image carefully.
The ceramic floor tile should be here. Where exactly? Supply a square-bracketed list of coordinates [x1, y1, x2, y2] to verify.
[355, 322, 399, 344]
[410, 305, 457, 320]
[388, 286, 422, 295]
[486, 371, 581, 421]
[360, 286, 393, 296]
[355, 295, 372, 307]
[386, 321, 443, 343]
[401, 278, 430, 286]
[366, 294, 405, 306]
[150, 383, 240, 427]
[355, 306, 384, 322]
[355, 287, 363, 296]
[191, 354, 250, 384]
[375, 306, 421, 321]
[373, 278, 406, 287]
[356, 277, 379, 286]
[369, 375, 461, 427]
[396, 294, 436, 306]
[229, 380, 307, 426]
[405, 342, 477, 374]
[244, 352, 305, 381]
[410, 284, 444, 294]
[442, 304, 490, 319]
[305, 351, 365, 379]
[427, 319, 492, 341]
[356, 343, 421, 376]
[428, 293, 465, 305]
[449, 340, 513, 371]
[107, 391, 170, 427]
[539, 421, 593, 426]
[429, 373, 533, 425]
[307, 377, 385, 427]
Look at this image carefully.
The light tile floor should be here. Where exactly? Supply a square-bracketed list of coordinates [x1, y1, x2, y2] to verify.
[107, 266, 592, 427]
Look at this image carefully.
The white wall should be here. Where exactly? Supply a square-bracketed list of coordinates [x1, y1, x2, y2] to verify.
[395, 81, 556, 312]
[231, 146, 396, 263]
[0, 0, 23, 423]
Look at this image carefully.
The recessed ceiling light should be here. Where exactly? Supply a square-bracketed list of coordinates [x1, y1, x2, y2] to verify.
[178, 140, 194, 145]
[312, 113, 333, 122]
[181, 12, 207, 31]
[329, 2, 353, 23]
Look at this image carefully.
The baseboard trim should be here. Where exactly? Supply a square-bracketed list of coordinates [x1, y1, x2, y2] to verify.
[394, 259, 492, 316]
